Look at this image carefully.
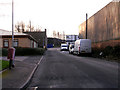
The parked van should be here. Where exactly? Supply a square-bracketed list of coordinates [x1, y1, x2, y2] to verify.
[60, 44, 68, 51]
[73, 39, 91, 55]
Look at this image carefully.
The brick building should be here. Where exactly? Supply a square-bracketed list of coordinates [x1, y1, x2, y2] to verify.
[23, 29, 47, 49]
[0, 29, 38, 48]
[79, 1, 120, 48]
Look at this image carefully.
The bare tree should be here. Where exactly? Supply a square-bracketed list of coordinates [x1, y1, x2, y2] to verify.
[20, 21, 25, 32]
[15, 22, 20, 32]
[53, 30, 56, 38]
[15, 21, 25, 32]
[26, 21, 34, 32]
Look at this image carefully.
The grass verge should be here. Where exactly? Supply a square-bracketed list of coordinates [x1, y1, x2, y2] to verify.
[0, 60, 9, 71]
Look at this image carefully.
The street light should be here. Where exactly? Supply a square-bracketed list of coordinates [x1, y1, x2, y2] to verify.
[12, 0, 14, 47]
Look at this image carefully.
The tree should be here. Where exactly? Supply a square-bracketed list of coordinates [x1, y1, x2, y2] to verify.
[26, 21, 34, 32]
[15, 21, 25, 32]
[15, 22, 20, 32]
[20, 21, 25, 32]
[53, 30, 56, 38]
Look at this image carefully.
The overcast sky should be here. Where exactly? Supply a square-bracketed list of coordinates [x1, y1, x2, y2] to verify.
[0, 0, 112, 37]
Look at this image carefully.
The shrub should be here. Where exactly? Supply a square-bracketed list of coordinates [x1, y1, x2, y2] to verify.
[113, 45, 120, 57]
[2, 48, 8, 56]
[15, 48, 45, 56]
[103, 46, 113, 57]
[1, 48, 45, 56]
[92, 48, 102, 58]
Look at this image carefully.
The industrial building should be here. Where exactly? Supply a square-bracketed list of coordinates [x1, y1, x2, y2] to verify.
[79, 1, 120, 48]
[66, 35, 79, 45]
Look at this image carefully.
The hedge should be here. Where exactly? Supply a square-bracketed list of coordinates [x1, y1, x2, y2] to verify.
[1, 48, 45, 56]
[92, 45, 120, 60]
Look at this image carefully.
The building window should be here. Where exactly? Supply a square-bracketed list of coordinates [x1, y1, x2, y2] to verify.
[3, 40, 9, 48]
[14, 39, 18, 47]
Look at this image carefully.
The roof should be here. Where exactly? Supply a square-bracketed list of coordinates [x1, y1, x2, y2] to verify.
[0, 29, 38, 42]
[0, 29, 27, 36]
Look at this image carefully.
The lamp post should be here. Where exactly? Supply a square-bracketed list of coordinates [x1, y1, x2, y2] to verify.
[12, 0, 14, 47]
[86, 13, 88, 39]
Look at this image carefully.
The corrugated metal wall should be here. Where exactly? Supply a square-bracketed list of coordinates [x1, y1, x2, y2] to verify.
[79, 2, 120, 48]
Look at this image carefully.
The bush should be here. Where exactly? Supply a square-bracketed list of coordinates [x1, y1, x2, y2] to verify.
[92, 48, 102, 58]
[92, 45, 120, 60]
[2, 48, 8, 56]
[1, 48, 45, 56]
[102, 46, 113, 57]
[15, 48, 45, 56]
[113, 45, 120, 57]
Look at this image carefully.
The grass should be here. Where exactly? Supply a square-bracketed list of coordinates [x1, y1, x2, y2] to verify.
[0, 60, 9, 71]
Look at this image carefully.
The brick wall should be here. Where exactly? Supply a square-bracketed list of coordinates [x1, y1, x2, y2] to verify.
[1, 37, 31, 48]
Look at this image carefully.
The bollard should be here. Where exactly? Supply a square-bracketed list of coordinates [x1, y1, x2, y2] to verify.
[7, 47, 15, 69]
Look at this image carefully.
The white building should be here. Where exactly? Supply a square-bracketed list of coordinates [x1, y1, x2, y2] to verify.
[66, 35, 79, 45]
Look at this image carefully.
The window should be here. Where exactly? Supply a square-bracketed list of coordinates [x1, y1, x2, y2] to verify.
[14, 39, 18, 47]
[3, 40, 9, 48]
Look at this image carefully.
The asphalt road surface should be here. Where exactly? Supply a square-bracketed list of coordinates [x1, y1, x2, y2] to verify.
[27, 48, 119, 89]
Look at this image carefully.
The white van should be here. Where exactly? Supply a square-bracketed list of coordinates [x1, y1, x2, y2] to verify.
[73, 39, 91, 55]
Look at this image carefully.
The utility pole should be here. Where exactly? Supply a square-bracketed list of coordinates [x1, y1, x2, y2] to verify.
[86, 13, 88, 39]
[12, 0, 14, 47]
[29, 20, 31, 32]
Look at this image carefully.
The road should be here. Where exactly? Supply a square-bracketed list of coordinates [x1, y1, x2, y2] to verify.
[27, 48, 119, 89]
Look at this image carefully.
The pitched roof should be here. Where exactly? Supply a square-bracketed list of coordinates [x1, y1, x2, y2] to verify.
[0, 29, 38, 42]
[0, 29, 27, 36]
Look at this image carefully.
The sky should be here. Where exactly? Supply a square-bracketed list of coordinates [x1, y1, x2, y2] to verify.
[0, 0, 112, 37]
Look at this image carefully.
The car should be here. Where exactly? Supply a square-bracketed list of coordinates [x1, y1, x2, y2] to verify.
[60, 44, 68, 51]
[69, 44, 74, 54]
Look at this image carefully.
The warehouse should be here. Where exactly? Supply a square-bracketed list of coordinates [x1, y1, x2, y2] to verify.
[79, 1, 120, 48]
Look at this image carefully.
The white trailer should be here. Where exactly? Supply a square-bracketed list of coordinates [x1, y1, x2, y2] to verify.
[74, 39, 91, 55]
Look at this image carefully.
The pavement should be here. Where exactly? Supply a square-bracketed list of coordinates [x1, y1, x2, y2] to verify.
[1, 55, 43, 89]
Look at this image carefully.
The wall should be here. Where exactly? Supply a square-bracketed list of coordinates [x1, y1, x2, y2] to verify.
[1, 37, 31, 48]
[18, 38, 31, 48]
[79, 2, 120, 48]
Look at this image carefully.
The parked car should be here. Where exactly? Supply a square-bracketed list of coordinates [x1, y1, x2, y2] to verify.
[73, 39, 91, 55]
[60, 44, 68, 51]
[69, 44, 74, 54]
